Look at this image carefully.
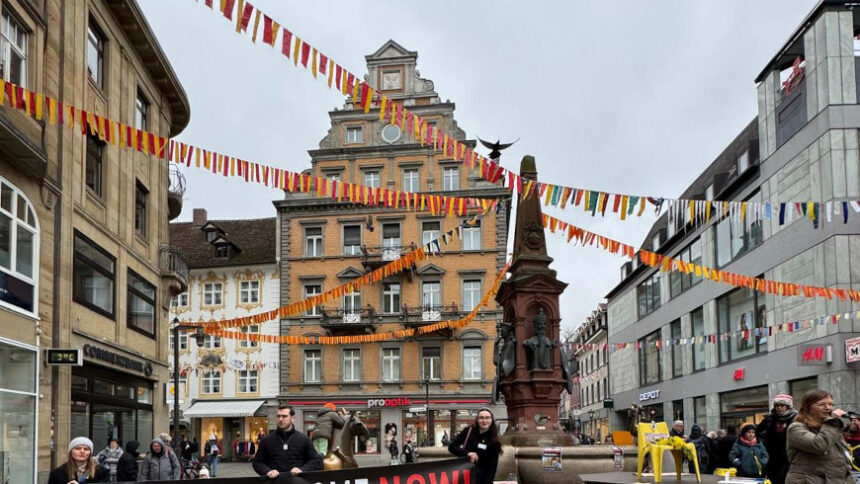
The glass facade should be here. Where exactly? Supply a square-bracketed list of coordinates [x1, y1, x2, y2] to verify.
[720, 386, 769, 429]
[717, 287, 767, 363]
[0, 340, 36, 484]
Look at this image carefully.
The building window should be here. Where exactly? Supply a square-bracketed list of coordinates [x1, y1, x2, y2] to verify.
[343, 289, 361, 314]
[303, 284, 322, 316]
[382, 283, 400, 313]
[691, 307, 706, 372]
[737, 149, 750, 174]
[694, 396, 707, 423]
[462, 280, 481, 311]
[382, 223, 400, 247]
[203, 282, 222, 306]
[638, 329, 661, 386]
[237, 370, 258, 393]
[442, 167, 459, 191]
[422, 281, 440, 309]
[214, 245, 230, 259]
[422, 221, 440, 253]
[86, 135, 105, 197]
[134, 182, 148, 237]
[240, 281, 260, 304]
[669, 238, 701, 298]
[717, 286, 767, 363]
[382, 348, 400, 382]
[73, 232, 115, 318]
[637, 272, 661, 318]
[127, 270, 156, 336]
[1, 11, 27, 87]
[202, 334, 221, 349]
[403, 169, 419, 192]
[0, 179, 38, 313]
[670, 319, 682, 378]
[346, 126, 363, 144]
[134, 90, 149, 130]
[343, 225, 361, 255]
[463, 346, 482, 380]
[363, 170, 380, 188]
[343, 348, 361, 382]
[304, 226, 323, 257]
[462, 219, 481, 250]
[324, 172, 341, 182]
[86, 21, 105, 87]
[304, 349, 322, 382]
[169, 331, 188, 350]
[202, 371, 221, 394]
[239, 325, 260, 348]
[715, 192, 764, 267]
[204, 230, 217, 243]
[422, 347, 441, 381]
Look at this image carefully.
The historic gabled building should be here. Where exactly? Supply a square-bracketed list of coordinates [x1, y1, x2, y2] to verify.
[169, 209, 280, 460]
[0, 1, 190, 482]
[573, 304, 609, 442]
[274, 40, 511, 465]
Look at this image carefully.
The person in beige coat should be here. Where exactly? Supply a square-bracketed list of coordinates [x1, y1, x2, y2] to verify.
[785, 389, 853, 484]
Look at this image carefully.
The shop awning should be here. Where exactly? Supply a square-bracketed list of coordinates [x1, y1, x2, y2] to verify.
[184, 400, 265, 418]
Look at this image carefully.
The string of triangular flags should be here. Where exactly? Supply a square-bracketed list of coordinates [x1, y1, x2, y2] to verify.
[563, 309, 860, 355]
[189, 0, 859, 228]
[178, 211, 490, 331]
[204, 262, 510, 345]
[541, 213, 860, 302]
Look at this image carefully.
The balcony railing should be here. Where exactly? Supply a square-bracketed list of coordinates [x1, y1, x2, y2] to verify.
[320, 307, 377, 334]
[360, 244, 418, 280]
[167, 164, 186, 221]
[400, 303, 460, 323]
[159, 244, 189, 295]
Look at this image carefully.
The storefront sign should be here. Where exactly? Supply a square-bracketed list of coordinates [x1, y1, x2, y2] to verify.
[368, 397, 410, 408]
[46, 348, 82, 366]
[798, 344, 832, 366]
[83, 344, 153, 377]
[639, 389, 660, 401]
[165, 382, 185, 405]
[733, 368, 745, 380]
[604, 398, 614, 408]
[846, 337, 860, 363]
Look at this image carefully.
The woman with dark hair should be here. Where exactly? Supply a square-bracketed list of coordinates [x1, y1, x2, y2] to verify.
[448, 408, 503, 484]
[785, 389, 852, 484]
[47, 437, 111, 484]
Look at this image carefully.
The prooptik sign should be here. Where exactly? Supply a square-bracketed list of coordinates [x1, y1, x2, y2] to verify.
[367, 397, 411, 408]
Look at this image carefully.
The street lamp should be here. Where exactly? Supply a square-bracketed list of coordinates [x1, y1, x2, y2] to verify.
[172, 317, 205, 442]
[424, 377, 431, 447]
[589, 409, 595, 421]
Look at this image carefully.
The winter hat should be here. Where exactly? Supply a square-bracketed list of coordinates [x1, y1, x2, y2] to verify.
[772, 394, 793, 408]
[740, 424, 756, 435]
[68, 436, 94, 453]
[198, 467, 210, 478]
[324, 403, 336, 411]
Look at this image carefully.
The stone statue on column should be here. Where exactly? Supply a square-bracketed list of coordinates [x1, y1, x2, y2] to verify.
[523, 308, 556, 370]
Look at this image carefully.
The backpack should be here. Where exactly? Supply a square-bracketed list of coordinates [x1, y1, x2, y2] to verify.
[210, 443, 219, 456]
[692, 437, 709, 470]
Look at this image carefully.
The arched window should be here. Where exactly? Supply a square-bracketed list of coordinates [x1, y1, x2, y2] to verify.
[0, 177, 39, 314]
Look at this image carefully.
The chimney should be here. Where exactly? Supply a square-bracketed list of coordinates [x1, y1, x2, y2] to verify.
[193, 208, 207, 226]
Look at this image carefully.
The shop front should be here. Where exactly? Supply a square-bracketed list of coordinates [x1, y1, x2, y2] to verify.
[0, 337, 38, 484]
[183, 400, 267, 461]
[70, 344, 158, 453]
[719, 385, 769, 429]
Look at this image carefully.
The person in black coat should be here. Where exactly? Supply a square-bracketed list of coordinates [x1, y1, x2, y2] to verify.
[253, 404, 322, 478]
[48, 437, 111, 484]
[716, 424, 738, 469]
[448, 408, 503, 484]
[756, 394, 797, 484]
[115, 440, 141, 482]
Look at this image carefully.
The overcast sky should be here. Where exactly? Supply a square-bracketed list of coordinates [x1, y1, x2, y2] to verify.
[140, 0, 817, 333]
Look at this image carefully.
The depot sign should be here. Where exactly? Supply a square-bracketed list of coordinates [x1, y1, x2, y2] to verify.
[368, 397, 411, 408]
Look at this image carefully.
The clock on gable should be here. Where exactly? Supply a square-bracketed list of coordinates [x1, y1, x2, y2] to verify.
[382, 70, 402, 90]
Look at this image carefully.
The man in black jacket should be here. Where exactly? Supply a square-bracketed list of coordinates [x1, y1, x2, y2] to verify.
[253, 404, 322, 478]
[115, 440, 140, 482]
[716, 424, 738, 469]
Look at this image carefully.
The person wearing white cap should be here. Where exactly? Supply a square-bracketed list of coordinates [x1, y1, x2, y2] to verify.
[198, 466, 211, 479]
[47, 436, 111, 484]
[756, 393, 797, 484]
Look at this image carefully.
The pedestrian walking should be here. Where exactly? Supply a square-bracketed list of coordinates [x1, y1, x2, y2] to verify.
[389, 436, 400, 464]
[95, 438, 123, 481]
[448, 407, 503, 484]
[729, 424, 769, 478]
[138, 437, 181, 481]
[115, 440, 140, 482]
[47, 437, 111, 484]
[756, 394, 797, 484]
[670, 420, 686, 439]
[403, 439, 416, 463]
[204, 436, 220, 477]
[786, 389, 853, 484]
[252, 404, 322, 478]
[688, 424, 713, 474]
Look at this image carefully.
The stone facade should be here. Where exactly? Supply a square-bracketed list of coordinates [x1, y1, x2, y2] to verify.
[572, 305, 609, 442]
[607, 1, 860, 437]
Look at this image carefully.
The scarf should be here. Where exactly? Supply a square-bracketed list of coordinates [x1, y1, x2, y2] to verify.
[740, 435, 757, 446]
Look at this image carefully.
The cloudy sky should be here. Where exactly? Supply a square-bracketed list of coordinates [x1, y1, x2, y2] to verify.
[140, 0, 817, 333]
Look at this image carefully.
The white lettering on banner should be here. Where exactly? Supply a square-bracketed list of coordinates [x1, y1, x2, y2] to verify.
[367, 397, 411, 408]
[639, 390, 660, 402]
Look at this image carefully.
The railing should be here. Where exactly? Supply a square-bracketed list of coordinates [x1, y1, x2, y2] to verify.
[400, 303, 459, 323]
[361, 244, 416, 262]
[321, 307, 376, 325]
[167, 164, 186, 220]
[159, 244, 189, 286]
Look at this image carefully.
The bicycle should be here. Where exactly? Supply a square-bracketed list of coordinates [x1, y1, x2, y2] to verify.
[180, 458, 203, 480]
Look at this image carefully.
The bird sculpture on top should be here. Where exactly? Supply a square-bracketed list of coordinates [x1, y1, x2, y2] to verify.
[478, 137, 518, 161]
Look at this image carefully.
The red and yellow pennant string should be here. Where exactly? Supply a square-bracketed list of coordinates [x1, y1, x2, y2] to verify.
[208, 262, 510, 345]
[541, 213, 860, 302]
[181, 211, 489, 332]
[564, 310, 860, 357]
[189, 0, 860, 227]
[0, 78, 499, 218]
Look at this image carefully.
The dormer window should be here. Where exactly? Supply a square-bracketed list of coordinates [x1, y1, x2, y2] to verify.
[205, 230, 217, 243]
[214, 245, 230, 259]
